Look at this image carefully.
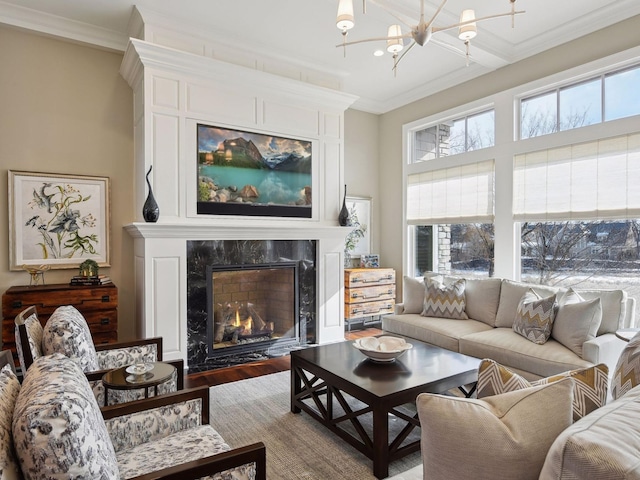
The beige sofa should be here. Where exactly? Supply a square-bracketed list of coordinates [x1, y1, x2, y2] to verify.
[382, 275, 637, 379]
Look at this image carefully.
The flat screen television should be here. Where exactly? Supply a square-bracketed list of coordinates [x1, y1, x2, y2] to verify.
[197, 124, 312, 218]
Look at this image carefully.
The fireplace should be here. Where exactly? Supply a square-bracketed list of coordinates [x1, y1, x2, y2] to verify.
[206, 262, 302, 360]
[186, 239, 316, 372]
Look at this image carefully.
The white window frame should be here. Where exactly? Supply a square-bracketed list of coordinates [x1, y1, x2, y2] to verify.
[403, 46, 640, 281]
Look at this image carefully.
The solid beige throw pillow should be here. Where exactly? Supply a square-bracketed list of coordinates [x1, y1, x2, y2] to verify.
[417, 379, 574, 480]
[552, 289, 602, 357]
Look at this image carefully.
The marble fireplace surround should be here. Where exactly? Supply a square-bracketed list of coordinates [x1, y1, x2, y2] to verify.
[120, 12, 358, 367]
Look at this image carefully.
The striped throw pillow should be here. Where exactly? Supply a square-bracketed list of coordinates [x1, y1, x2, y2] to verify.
[512, 289, 557, 344]
[477, 358, 609, 421]
[422, 278, 468, 320]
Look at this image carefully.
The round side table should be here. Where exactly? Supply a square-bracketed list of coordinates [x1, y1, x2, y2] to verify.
[102, 361, 175, 403]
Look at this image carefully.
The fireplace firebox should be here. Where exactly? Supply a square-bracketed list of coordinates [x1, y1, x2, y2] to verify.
[206, 262, 302, 361]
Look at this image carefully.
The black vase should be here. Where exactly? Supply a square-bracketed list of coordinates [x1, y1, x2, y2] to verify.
[143, 165, 160, 223]
[338, 184, 351, 226]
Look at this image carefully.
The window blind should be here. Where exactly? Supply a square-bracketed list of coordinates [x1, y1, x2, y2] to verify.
[406, 160, 495, 225]
[513, 133, 640, 221]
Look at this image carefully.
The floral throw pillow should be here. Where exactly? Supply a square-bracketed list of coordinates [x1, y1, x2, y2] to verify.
[512, 289, 557, 344]
[477, 358, 609, 421]
[421, 278, 468, 320]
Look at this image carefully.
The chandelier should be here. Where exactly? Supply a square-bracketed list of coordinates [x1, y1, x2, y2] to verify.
[336, 0, 525, 74]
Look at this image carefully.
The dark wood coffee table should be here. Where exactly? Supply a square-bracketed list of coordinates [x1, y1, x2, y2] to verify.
[290, 336, 481, 479]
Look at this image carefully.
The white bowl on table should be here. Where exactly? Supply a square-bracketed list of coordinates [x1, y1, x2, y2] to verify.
[353, 336, 413, 363]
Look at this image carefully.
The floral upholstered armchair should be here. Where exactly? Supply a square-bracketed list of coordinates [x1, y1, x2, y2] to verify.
[3, 353, 265, 480]
[14, 305, 184, 406]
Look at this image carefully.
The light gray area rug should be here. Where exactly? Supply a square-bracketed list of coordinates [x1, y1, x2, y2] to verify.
[209, 371, 422, 479]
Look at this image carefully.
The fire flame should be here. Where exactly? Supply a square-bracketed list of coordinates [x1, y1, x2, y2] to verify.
[233, 309, 253, 334]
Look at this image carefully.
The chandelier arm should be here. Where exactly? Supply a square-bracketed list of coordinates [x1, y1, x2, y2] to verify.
[427, 0, 449, 27]
[432, 10, 525, 34]
[335, 33, 413, 48]
[392, 41, 416, 72]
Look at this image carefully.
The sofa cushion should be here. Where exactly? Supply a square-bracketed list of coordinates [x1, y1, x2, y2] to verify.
[540, 383, 640, 479]
[552, 289, 602, 357]
[512, 289, 557, 345]
[477, 359, 608, 421]
[495, 280, 559, 328]
[422, 278, 468, 320]
[0, 364, 21, 480]
[382, 314, 492, 352]
[459, 328, 592, 379]
[116, 425, 231, 479]
[611, 331, 640, 401]
[417, 379, 574, 480]
[12, 353, 119, 479]
[574, 289, 626, 335]
[42, 305, 100, 372]
[14, 310, 43, 370]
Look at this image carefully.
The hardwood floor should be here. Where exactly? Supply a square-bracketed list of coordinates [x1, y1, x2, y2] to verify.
[185, 327, 383, 388]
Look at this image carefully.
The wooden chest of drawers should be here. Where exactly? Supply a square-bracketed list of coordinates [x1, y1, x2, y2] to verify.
[2, 283, 118, 365]
[344, 268, 396, 321]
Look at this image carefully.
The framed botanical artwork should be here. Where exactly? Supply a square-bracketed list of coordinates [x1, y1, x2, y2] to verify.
[8, 171, 110, 270]
[344, 195, 371, 258]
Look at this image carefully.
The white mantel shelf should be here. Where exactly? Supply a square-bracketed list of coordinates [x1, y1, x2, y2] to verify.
[124, 222, 352, 241]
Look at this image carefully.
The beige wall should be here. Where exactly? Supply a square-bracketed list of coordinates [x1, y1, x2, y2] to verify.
[344, 109, 380, 255]
[378, 14, 640, 286]
[0, 26, 136, 340]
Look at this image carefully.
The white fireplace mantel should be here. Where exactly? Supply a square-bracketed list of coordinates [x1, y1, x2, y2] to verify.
[125, 222, 352, 241]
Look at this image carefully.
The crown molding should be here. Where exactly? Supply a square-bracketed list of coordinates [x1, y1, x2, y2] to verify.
[0, 0, 126, 51]
[121, 39, 359, 112]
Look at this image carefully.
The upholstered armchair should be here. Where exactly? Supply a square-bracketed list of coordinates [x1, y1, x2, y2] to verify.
[4, 353, 265, 480]
[14, 305, 184, 406]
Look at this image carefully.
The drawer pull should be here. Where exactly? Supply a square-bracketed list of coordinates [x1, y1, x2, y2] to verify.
[351, 289, 393, 300]
[11, 300, 23, 309]
[352, 275, 393, 284]
[350, 304, 393, 315]
[100, 318, 110, 325]
[101, 295, 110, 302]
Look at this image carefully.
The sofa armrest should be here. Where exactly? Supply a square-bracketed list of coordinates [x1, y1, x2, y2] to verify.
[582, 333, 627, 374]
[127, 442, 267, 480]
[394, 303, 404, 315]
[621, 297, 637, 328]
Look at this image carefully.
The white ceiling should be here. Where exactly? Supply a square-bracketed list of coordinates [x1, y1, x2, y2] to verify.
[1, 0, 639, 113]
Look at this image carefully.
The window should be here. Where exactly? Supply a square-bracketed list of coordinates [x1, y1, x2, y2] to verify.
[605, 66, 640, 121]
[520, 64, 640, 139]
[513, 133, 640, 221]
[407, 161, 495, 277]
[413, 110, 495, 162]
[413, 224, 494, 277]
[520, 220, 640, 305]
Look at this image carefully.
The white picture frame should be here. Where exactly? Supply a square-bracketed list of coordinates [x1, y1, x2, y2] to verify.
[344, 195, 371, 258]
[8, 170, 111, 270]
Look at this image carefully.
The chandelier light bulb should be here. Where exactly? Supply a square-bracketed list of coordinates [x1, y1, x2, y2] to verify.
[458, 9, 477, 41]
[336, 0, 355, 31]
[386, 24, 404, 53]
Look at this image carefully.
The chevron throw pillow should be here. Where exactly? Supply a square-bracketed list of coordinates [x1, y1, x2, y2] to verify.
[477, 358, 609, 421]
[512, 289, 557, 344]
[611, 331, 640, 400]
[422, 278, 468, 320]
